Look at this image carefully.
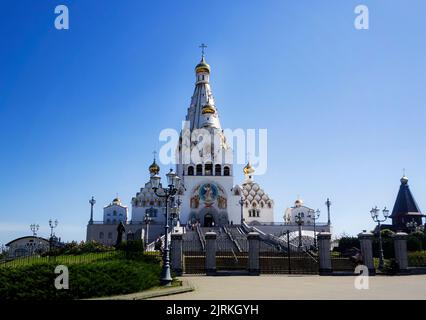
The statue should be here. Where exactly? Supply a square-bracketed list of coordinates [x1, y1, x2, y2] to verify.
[116, 221, 126, 247]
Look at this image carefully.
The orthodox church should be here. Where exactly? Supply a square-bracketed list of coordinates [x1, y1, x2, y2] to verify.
[86, 52, 275, 245]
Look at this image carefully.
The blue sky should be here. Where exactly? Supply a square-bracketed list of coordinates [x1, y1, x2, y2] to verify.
[1, 0, 425, 245]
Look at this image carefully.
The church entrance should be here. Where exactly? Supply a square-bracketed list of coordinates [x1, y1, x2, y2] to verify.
[204, 214, 214, 227]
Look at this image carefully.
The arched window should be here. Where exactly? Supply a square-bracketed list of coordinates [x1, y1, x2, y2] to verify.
[113, 219, 117, 224]
[113, 210, 117, 216]
[188, 166, 194, 176]
[196, 164, 202, 176]
[99, 232, 104, 239]
[215, 164, 221, 176]
[224, 166, 230, 176]
[257, 210, 260, 217]
[108, 232, 113, 239]
[205, 163, 212, 175]
[106, 219, 111, 224]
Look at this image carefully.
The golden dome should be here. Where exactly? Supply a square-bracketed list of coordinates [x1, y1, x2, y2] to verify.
[202, 104, 216, 114]
[243, 162, 255, 175]
[149, 159, 160, 174]
[112, 197, 121, 204]
[195, 56, 210, 74]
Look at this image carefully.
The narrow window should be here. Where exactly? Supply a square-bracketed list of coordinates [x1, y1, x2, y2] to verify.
[196, 164, 202, 176]
[215, 164, 221, 176]
[188, 166, 194, 176]
[224, 166, 230, 176]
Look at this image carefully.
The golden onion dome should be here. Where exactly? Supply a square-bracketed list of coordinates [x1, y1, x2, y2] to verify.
[243, 162, 255, 175]
[149, 159, 160, 174]
[195, 56, 210, 74]
[112, 197, 121, 204]
[202, 103, 216, 114]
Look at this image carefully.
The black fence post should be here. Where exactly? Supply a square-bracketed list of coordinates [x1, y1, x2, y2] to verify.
[287, 230, 291, 274]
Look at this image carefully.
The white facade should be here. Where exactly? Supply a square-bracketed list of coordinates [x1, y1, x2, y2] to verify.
[174, 55, 241, 227]
[284, 199, 317, 225]
[103, 198, 128, 224]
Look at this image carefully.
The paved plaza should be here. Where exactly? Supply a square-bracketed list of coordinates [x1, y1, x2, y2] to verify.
[151, 275, 426, 300]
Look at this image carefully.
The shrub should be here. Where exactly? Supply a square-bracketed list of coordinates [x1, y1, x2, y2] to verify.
[0, 254, 161, 300]
[42, 241, 115, 257]
[337, 237, 360, 253]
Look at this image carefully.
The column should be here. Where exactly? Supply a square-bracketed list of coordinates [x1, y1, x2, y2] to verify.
[171, 233, 183, 276]
[392, 232, 409, 273]
[247, 232, 260, 275]
[317, 232, 332, 275]
[205, 232, 217, 276]
[358, 230, 375, 275]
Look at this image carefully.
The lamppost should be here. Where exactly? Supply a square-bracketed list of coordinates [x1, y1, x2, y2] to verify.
[295, 212, 304, 250]
[239, 197, 244, 224]
[308, 209, 321, 250]
[30, 224, 39, 236]
[151, 168, 181, 286]
[370, 206, 389, 270]
[325, 198, 331, 226]
[144, 208, 153, 247]
[89, 196, 96, 224]
[49, 219, 58, 251]
[170, 198, 182, 232]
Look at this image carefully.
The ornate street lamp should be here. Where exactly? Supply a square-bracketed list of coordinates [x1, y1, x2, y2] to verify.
[49, 219, 58, 251]
[406, 220, 418, 233]
[370, 206, 389, 270]
[151, 168, 181, 286]
[308, 209, 321, 250]
[30, 224, 39, 237]
[89, 196, 96, 224]
[295, 212, 304, 250]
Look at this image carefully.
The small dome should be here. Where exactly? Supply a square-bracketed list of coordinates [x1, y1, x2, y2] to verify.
[401, 176, 409, 184]
[243, 162, 255, 175]
[195, 56, 210, 74]
[149, 159, 160, 174]
[202, 103, 216, 114]
[112, 197, 121, 204]
[295, 199, 304, 207]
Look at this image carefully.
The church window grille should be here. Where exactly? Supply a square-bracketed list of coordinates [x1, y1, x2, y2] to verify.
[224, 166, 230, 176]
[196, 164, 202, 176]
[205, 163, 212, 175]
[215, 164, 221, 176]
[188, 166, 194, 176]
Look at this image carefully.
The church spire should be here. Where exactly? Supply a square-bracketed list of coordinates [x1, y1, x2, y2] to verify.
[390, 174, 423, 231]
[187, 45, 222, 130]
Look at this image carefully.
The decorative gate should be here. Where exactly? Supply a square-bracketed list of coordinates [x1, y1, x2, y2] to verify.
[182, 232, 205, 274]
[216, 238, 248, 271]
[259, 242, 319, 274]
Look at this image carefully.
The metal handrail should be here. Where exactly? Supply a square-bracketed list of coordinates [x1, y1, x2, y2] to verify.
[196, 225, 205, 251]
[223, 226, 242, 253]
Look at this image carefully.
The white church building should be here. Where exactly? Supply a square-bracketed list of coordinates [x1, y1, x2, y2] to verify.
[86, 53, 276, 245]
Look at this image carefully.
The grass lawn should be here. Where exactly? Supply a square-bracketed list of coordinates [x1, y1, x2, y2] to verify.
[0, 251, 164, 300]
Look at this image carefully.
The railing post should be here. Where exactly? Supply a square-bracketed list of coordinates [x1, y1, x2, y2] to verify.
[170, 232, 183, 276]
[247, 232, 260, 275]
[392, 232, 409, 273]
[358, 230, 375, 275]
[317, 232, 332, 275]
[205, 232, 217, 276]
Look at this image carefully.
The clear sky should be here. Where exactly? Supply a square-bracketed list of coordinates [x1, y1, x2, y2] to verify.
[1, 0, 425, 245]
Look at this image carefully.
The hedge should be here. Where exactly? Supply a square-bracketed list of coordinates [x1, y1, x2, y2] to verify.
[0, 254, 161, 300]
